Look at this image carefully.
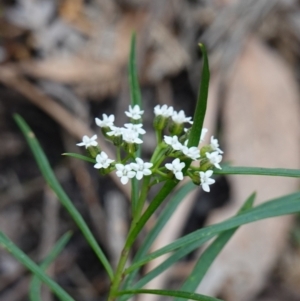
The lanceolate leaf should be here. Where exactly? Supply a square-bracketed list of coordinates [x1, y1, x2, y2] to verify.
[215, 165, 300, 178]
[120, 182, 196, 300]
[129, 32, 142, 213]
[128, 194, 255, 290]
[129, 32, 142, 108]
[63, 153, 95, 163]
[0, 232, 74, 301]
[173, 193, 256, 301]
[14, 114, 114, 281]
[125, 190, 300, 272]
[188, 44, 210, 148]
[116, 289, 223, 301]
[29, 232, 72, 301]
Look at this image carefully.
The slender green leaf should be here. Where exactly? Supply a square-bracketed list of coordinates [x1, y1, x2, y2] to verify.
[63, 153, 95, 163]
[0, 232, 74, 301]
[120, 182, 196, 300]
[174, 193, 256, 301]
[126, 190, 300, 272]
[132, 239, 203, 290]
[129, 32, 142, 108]
[188, 43, 210, 148]
[29, 232, 72, 301]
[129, 193, 256, 290]
[14, 114, 114, 281]
[129, 32, 142, 213]
[214, 165, 300, 178]
[116, 289, 223, 301]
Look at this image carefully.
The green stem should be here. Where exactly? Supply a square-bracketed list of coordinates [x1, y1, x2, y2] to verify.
[117, 147, 121, 162]
[150, 143, 166, 164]
[154, 170, 169, 178]
[135, 176, 151, 219]
[108, 180, 177, 301]
[108, 177, 151, 301]
[155, 130, 162, 144]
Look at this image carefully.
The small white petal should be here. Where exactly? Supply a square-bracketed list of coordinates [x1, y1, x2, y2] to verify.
[175, 171, 183, 180]
[121, 176, 129, 185]
[210, 136, 223, 154]
[200, 128, 208, 142]
[136, 171, 143, 180]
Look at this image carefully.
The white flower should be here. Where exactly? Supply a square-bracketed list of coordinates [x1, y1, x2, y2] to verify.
[200, 128, 208, 143]
[130, 158, 153, 180]
[124, 123, 146, 135]
[76, 135, 98, 148]
[115, 164, 136, 185]
[154, 104, 174, 117]
[182, 146, 200, 160]
[122, 129, 143, 144]
[94, 152, 114, 169]
[107, 126, 124, 137]
[95, 114, 115, 128]
[206, 151, 222, 169]
[125, 105, 144, 120]
[199, 170, 215, 192]
[210, 136, 223, 154]
[165, 158, 185, 180]
[164, 135, 183, 151]
[172, 110, 193, 124]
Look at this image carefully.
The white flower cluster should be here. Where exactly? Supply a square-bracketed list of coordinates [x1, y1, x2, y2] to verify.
[76, 104, 223, 192]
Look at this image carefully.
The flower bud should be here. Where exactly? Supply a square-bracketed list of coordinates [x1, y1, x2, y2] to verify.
[189, 172, 201, 185]
[200, 145, 213, 157]
[153, 115, 168, 131]
[199, 158, 213, 171]
[107, 135, 123, 146]
[123, 142, 138, 154]
[87, 146, 100, 159]
[169, 121, 184, 136]
[101, 127, 112, 139]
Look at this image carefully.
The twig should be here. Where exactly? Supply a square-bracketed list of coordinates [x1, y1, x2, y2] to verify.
[0, 66, 130, 198]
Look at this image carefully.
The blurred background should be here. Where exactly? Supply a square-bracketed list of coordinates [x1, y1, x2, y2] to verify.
[1, 0, 300, 301]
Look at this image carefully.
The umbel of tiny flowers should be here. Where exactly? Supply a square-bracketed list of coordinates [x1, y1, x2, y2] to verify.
[76, 104, 223, 193]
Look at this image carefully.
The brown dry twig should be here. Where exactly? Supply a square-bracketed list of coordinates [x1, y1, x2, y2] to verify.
[0, 66, 130, 198]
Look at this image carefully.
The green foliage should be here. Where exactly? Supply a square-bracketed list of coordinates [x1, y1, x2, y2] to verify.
[29, 232, 72, 301]
[0, 38, 298, 301]
[13, 114, 114, 281]
[0, 232, 75, 301]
